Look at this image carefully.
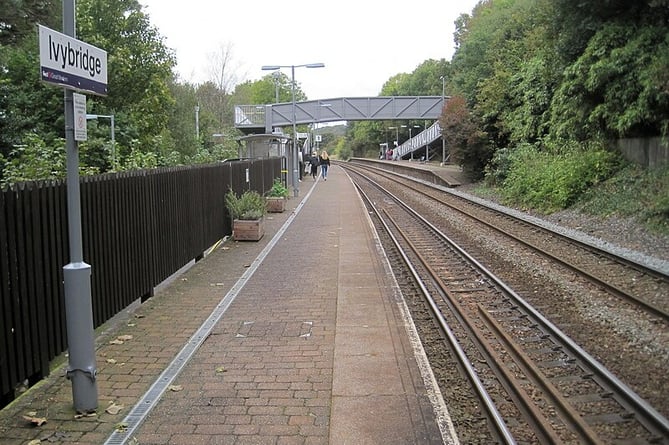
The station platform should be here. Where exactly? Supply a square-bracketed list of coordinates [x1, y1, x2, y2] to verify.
[348, 158, 468, 188]
[0, 163, 454, 444]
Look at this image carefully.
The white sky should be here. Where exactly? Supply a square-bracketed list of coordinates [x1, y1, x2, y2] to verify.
[139, 0, 481, 100]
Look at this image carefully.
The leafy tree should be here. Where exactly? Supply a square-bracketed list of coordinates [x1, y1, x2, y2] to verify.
[168, 79, 200, 160]
[0, 35, 64, 161]
[76, 0, 176, 153]
[0, 0, 60, 45]
[549, 23, 669, 140]
[233, 73, 306, 107]
[439, 95, 491, 180]
[0, 134, 65, 186]
[451, 0, 556, 149]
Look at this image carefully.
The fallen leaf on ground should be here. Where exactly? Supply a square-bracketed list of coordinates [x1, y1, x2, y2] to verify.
[105, 402, 124, 415]
[109, 339, 124, 345]
[114, 422, 128, 432]
[74, 412, 97, 419]
[106, 358, 117, 364]
[134, 314, 145, 319]
[215, 366, 227, 373]
[22, 415, 47, 426]
[117, 335, 133, 341]
[28, 440, 41, 445]
[168, 385, 183, 392]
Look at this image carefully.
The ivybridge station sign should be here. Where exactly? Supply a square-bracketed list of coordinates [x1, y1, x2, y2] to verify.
[38, 24, 108, 96]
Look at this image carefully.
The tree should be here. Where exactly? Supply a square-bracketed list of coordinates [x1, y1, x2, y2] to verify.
[0, 0, 60, 45]
[440, 95, 491, 180]
[0, 35, 63, 160]
[204, 42, 244, 125]
[549, 23, 669, 140]
[76, 0, 176, 155]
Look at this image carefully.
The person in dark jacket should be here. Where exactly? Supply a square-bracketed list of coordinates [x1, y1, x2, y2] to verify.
[309, 152, 319, 180]
[319, 150, 331, 181]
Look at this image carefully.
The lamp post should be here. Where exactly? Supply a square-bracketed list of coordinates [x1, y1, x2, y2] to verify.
[388, 126, 399, 147]
[388, 126, 399, 160]
[86, 114, 116, 169]
[272, 71, 280, 103]
[440, 75, 446, 165]
[195, 105, 200, 140]
[405, 124, 420, 161]
[262, 63, 324, 197]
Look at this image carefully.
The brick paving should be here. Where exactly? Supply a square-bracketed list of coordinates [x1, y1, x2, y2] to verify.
[0, 164, 446, 444]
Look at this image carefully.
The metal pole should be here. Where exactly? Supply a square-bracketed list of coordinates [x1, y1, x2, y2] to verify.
[62, 0, 98, 413]
[441, 75, 446, 165]
[425, 120, 429, 162]
[291, 65, 298, 197]
[110, 114, 115, 169]
[195, 105, 200, 140]
[274, 71, 280, 103]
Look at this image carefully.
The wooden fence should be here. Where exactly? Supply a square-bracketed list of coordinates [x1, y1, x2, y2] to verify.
[0, 158, 281, 408]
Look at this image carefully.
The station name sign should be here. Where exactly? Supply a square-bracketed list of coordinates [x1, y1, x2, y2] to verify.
[38, 25, 108, 96]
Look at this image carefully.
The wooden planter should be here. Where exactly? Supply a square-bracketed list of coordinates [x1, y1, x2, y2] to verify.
[266, 197, 286, 213]
[233, 218, 264, 241]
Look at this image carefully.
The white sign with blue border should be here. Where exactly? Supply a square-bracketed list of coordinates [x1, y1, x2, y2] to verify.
[38, 25, 108, 96]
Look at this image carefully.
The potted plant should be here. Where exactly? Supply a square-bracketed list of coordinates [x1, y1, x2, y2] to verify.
[265, 178, 289, 213]
[225, 189, 266, 241]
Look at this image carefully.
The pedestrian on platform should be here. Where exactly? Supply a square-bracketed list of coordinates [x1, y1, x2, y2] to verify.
[298, 150, 304, 182]
[310, 152, 319, 180]
[319, 150, 331, 181]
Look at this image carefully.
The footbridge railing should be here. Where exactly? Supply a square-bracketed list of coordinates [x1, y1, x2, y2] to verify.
[395, 121, 443, 159]
[235, 96, 447, 133]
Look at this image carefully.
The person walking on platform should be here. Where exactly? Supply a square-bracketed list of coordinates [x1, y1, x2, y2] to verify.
[309, 152, 319, 180]
[319, 150, 331, 181]
[298, 150, 304, 182]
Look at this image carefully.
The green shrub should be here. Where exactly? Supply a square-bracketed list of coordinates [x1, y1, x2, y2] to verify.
[575, 163, 669, 234]
[500, 142, 621, 213]
[225, 189, 266, 220]
[266, 178, 289, 198]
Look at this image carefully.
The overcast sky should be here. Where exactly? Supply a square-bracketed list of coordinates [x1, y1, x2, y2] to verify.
[139, 0, 481, 100]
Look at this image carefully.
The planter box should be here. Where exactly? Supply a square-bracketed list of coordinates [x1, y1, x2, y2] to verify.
[266, 197, 286, 213]
[233, 218, 264, 241]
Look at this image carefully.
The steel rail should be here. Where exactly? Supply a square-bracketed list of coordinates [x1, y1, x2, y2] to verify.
[346, 164, 669, 442]
[351, 177, 517, 445]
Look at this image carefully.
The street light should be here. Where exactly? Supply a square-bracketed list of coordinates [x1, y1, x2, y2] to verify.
[388, 126, 399, 147]
[272, 71, 280, 103]
[262, 63, 325, 197]
[440, 75, 446, 165]
[86, 113, 116, 169]
[404, 124, 421, 161]
[195, 105, 200, 140]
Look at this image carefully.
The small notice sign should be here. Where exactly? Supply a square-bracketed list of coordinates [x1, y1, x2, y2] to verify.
[73, 92, 87, 141]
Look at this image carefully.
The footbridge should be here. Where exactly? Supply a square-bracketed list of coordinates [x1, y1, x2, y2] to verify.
[234, 96, 445, 134]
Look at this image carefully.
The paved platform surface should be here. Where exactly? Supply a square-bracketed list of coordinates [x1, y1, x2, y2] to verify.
[0, 164, 450, 444]
[349, 158, 469, 187]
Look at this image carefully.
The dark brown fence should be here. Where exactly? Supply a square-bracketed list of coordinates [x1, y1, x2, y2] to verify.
[0, 158, 281, 407]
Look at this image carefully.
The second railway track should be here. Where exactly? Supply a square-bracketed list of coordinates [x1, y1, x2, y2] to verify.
[340, 162, 669, 444]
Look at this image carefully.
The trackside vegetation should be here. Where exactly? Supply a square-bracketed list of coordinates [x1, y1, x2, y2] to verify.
[1, 0, 667, 234]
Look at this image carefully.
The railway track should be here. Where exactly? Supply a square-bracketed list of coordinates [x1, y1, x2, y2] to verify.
[345, 162, 669, 321]
[344, 165, 669, 444]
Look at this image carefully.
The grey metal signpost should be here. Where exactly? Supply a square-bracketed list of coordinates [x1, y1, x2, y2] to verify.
[38, 0, 108, 413]
[62, 0, 97, 413]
